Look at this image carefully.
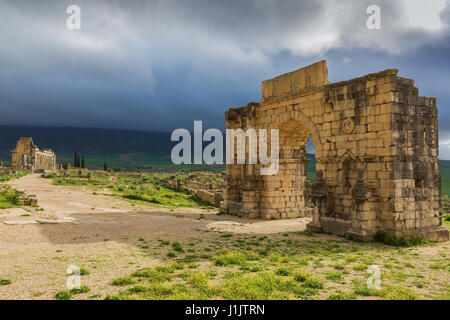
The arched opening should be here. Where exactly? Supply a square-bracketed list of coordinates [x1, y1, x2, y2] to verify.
[305, 135, 316, 182]
[263, 119, 318, 218]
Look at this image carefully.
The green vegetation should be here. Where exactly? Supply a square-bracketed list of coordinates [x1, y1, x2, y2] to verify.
[440, 160, 450, 197]
[213, 251, 249, 266]
[306, 154, 316, 181]
[352, 280, 418, 300]
[112, 277, 136, 286]
[374, 231, 428, 247]
[171, 242, 184, 252]
[441, 198, 450, 225]
[48, 170, 218, 209]
[327, 290, 357, 300]
[0, 152, 447, 300]
[55, 286, 91, 300]
[0, 279, 11, 286]
[78, 268, 90, 276]
[101, 229, 449, 300]
[0, 170, 30, 209]
[293, 269, 324, 288]
[70, 285, 91, 294]
[55, 152, 226, 173]
[0, 185, 30, 209]
[0, 170, 29, 182]
[55, 290, 72, 300]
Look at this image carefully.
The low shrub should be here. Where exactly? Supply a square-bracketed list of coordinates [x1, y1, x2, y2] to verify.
[212, 251, 248, 266]
[374, 231, 427, 247]
[112, 277, 135, 286]
[172, 242, 184, 252]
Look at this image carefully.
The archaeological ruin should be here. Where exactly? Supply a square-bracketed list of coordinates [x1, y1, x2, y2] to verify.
[11, 138, 57, 172]
[222, 60, 449, 242]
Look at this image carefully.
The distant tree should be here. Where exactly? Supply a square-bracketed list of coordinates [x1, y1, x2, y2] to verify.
[103, 162, 108, 171]
[74, 152, 78, 167]
[81, 156, 85, 169]
[74, 152, 81, 168]
[62, 162, 69, 170]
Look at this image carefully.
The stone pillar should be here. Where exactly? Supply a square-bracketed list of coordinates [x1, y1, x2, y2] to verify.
[307, 171, 329, 232]
[346, 170, 373, 240]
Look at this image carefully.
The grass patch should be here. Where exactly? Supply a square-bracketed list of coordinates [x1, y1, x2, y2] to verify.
[70, 285, 90, 295]
[132, 267, 173, 283]
[172, 242, 184, 252]
[374, 231, 428, 247]
[112, 277, 135, 286]
[221, 271, 318, 300]
[325, 271, 343, 282]
[55, 290, 72, 300]
[48, 170, 220, 209]
[212, 251, 248, 266]
[352, 280, 382, 297]
[327, 291, 357, 300]
[0, 185, 29, 209]
[0, 170, 29, 182]
[55, 286, 90, 300]
[293, 269, 324, 289]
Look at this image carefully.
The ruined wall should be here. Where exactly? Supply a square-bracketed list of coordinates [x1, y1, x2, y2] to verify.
[223, 60, 448, 242]
[11, 138, 56, 172]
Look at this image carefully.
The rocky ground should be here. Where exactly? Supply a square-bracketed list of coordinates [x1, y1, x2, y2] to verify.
[0, 174, 314, 299]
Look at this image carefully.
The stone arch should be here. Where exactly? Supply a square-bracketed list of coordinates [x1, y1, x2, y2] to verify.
[223, 60, 448, 242]
[262, 116, 319, 219]
[269, 110, 323, 153]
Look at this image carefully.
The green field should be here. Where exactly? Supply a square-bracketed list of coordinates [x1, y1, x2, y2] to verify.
[0, 185, 21, 209]
[56, 153, 225, 173]
[0, 170, 28, 182]
[0, 167, 447, 300]
[0, 171, 32, 209]
[46, 170, 218, 210]
[101, 232, 449, 300]
[1, 153, 449, 196]
[440, 160, 450, 198]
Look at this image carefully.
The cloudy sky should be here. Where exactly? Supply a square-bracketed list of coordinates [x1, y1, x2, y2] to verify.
[1, 0, 450, 158]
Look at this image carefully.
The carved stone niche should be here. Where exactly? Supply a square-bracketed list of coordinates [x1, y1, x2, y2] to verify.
[311, 170, 328, 203]
[352, 170, 371, 203]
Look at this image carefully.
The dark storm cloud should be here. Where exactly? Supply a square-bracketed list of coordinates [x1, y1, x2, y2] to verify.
[1, 0, 450, 157]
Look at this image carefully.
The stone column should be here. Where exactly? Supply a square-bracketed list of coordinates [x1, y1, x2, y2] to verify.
[307, 171, 328, 232]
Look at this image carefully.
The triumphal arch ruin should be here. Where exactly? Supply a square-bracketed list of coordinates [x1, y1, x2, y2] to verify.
[223, 61, 449, 242]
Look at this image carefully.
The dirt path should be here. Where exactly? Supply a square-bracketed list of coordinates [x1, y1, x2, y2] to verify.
[2, 174, 214, 221]
[0, 174, 309, 299]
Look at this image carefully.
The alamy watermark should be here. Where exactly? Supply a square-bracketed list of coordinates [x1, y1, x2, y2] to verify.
[66, 5, 81, 30]
[367, 5, 381, 30]
[64, 4, 380, 31]
[171, 121, 279, 175]
[66, 265, 81, 290]
[367, 265, 381, 290]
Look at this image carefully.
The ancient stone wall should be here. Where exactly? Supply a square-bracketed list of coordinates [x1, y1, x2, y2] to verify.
[11, 138, 56, 172]
[223, 60, 448, 242]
